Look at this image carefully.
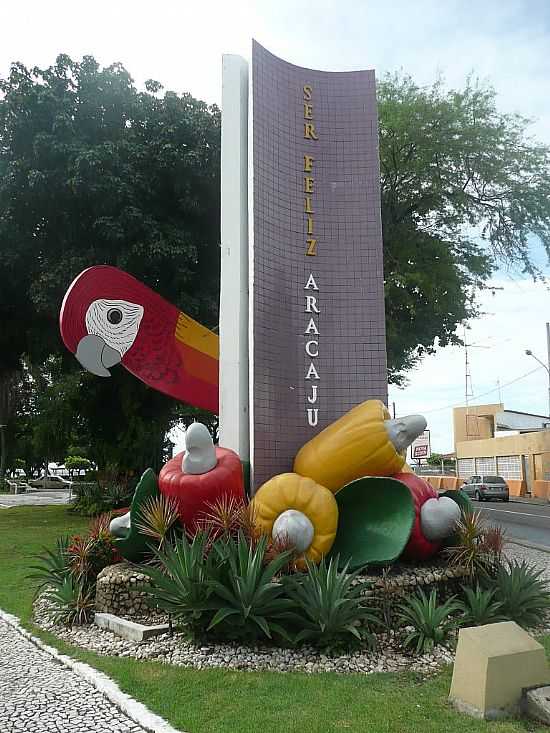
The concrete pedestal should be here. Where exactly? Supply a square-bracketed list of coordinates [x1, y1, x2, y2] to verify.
[449, 621, 550, 719]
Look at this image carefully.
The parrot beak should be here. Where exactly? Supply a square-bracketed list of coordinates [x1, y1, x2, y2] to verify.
[75, 334, 122, 377]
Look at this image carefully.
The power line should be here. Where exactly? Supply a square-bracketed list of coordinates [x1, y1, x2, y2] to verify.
[421, 365, 544, 416]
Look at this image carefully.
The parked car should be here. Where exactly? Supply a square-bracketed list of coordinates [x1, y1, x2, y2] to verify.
[28, 475, 73, 490]
[461, 475, 509, 502]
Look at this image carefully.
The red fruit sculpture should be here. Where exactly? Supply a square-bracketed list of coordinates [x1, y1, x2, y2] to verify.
[158, 423, 244, 531]
[393, 472, 461, 561]
[60, 265, 219, 413]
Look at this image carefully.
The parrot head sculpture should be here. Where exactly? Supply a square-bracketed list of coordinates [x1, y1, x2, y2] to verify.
[60, 265, 219, 413]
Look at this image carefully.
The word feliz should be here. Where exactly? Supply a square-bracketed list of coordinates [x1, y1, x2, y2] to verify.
[303, 85, 319, 428]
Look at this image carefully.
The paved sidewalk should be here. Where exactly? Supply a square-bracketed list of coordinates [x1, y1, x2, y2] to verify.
[0, 614, 181, 733]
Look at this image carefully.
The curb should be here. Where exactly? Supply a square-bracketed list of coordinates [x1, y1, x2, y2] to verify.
[0, 608, 184, 733]
[508, 539, 550, 555]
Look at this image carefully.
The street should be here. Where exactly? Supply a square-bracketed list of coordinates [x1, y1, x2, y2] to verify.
[475, 499, 550, 548]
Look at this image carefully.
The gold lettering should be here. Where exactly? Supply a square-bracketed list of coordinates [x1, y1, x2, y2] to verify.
[303, 154, 314, 172]
[307, 215, 314, 235]
[304, 123, 318, 140]
[306, 238, 317, 256]
[304, 177, 314, 194]
[303, 84, 312, 101]
[304, 196, 314, 214]
[304, 102, 313, 119]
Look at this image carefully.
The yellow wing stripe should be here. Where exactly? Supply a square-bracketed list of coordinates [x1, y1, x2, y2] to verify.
[175, 312, 219, 360]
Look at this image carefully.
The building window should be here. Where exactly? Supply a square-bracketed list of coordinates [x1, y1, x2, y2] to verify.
[457, 458, 475, 477]
[475, 457, 497, 475]
[496, 455, 522, 480]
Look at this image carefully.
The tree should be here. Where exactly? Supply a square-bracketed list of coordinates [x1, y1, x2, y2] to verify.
[379, 74, 550, 381]
[0, 55, 220, 471]
[64, 455, 92, 478]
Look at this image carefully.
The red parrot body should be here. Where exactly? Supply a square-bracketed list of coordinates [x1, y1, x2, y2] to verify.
[59, 265, 219, 413]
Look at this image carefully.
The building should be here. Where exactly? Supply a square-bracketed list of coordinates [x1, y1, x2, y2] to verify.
[454, 403, 550, 490]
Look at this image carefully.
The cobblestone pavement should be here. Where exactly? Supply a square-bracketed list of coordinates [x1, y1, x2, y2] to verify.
[506, 541, 550, 581]
[0, 618, 148, 733]
[0, 489, 72, 507]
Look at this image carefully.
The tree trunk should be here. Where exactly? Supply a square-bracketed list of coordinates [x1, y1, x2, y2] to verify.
[0, 424, 6, 480]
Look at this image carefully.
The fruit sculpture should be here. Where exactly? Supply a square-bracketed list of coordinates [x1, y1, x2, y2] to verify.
[393, 472, 461, 561]
[250, 473, 338, 568]
[159, 423, 244, 531]
[294, 400, 426, 492]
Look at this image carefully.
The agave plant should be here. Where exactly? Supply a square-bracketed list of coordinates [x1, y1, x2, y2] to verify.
[48, 575, 95, 626]
[285, 557, 380, 647]
[207, 532, 297, 641]
[489, 560, 550, 628]
[138, 532, 214, 634]
[458, 585, 505, 627]
[135, 494, 180, 552]
[28, 536, 71, 595]
[398, 588, 461, 654]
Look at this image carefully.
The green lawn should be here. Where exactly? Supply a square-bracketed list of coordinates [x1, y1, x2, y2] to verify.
[1, 505, 548, 733]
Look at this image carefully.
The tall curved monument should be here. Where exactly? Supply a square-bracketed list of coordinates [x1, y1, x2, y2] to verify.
[220, 42, 387, 489]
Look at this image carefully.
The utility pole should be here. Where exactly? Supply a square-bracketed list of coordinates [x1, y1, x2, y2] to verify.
[525, 322, 550, 420]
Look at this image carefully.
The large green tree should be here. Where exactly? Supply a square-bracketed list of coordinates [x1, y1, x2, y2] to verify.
[378, 74, 550, 381]
[0, 55, 220, 473]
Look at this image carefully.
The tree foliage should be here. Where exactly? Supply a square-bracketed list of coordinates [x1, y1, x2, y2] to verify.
[0, 55, 220, 473]
[379, 73, 550, 380]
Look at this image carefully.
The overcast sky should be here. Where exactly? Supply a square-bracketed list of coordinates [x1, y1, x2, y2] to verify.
[3, 0, 550, 453]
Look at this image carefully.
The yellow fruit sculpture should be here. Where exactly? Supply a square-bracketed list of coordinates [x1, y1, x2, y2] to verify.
[251, 473, 338, 568]
[293, 399, 425, 493]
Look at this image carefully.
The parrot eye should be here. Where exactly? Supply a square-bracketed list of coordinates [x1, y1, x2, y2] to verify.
[107, 308, 123, 325]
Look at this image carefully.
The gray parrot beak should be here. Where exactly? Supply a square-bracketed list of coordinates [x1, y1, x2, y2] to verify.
[75, 334, 122, 377]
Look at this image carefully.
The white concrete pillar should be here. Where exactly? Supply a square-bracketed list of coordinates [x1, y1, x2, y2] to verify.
[219, 55, 250, 464]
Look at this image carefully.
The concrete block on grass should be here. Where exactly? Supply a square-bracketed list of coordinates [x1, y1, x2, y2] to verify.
[94, 612, 169, 642]
[449, 621, 550, 720]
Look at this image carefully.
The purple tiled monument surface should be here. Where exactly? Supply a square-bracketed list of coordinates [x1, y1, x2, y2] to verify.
[252, 41, 387, 490]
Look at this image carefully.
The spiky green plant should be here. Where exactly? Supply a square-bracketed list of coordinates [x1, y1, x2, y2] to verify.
[458, 585, 505, 627]
[48, 575, 95, 626]
[489, 560, 550, 628]
[398, 588, 461, 654]
[135, 494, 180, 551]
[138, 532, 214, 634]
[285, 557, 380, 648]
[207, 532, 297, 642]
[28, 536, 71, 595]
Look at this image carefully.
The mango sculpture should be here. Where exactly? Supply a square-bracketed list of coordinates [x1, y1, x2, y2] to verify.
[294, 399, 426, 493]
[251, 473, 338, 568]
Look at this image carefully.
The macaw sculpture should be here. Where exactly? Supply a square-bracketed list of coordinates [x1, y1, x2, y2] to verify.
[60, 265, 219, 413]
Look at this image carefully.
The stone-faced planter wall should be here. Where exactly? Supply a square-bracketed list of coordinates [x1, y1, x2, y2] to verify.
[95, 563, 152, 618]
[357, 562, 472, 610]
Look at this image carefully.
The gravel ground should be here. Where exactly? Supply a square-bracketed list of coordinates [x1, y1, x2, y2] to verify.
[31, 542, 550, 680]
[0, 617, 147, 733]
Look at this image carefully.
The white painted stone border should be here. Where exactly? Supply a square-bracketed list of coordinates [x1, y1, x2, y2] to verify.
[0, 608, 184, 733]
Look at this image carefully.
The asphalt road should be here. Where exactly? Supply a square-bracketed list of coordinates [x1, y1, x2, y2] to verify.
[474, 499, 550, 548]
